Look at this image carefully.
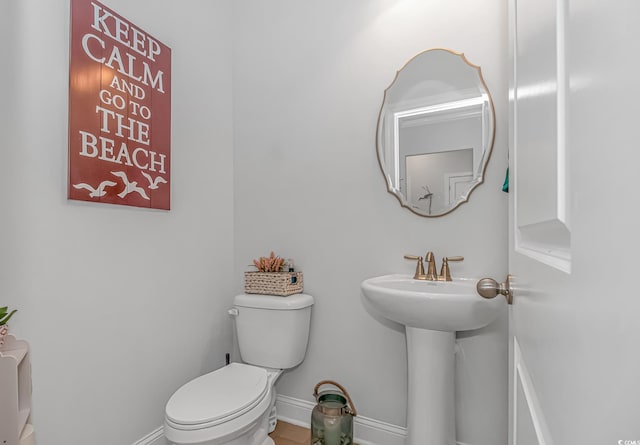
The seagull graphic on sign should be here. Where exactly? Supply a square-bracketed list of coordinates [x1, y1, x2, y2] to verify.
[73, 180, 118, 198]
[141, 171, 167, 189]
[111, 171, 150, 200]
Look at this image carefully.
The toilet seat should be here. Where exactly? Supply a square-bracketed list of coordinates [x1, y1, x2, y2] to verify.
[165, 363, 269, 430]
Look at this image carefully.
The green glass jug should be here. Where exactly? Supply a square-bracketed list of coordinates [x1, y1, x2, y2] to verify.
[310, 380, 357, 445]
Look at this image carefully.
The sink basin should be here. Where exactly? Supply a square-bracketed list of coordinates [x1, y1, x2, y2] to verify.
[361, 274, 504, 332]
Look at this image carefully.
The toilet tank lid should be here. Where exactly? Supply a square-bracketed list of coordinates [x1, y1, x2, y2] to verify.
[234, 293, 314, 310]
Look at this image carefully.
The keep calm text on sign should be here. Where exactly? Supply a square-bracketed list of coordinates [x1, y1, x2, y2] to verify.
[68, 0, 171, 209]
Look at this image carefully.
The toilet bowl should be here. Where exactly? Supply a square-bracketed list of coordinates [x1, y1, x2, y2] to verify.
[165, 363, 281, 445]
[164, 293, 314, 445]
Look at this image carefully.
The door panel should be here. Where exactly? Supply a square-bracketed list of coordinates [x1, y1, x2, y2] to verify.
[513, 339, 552, 445]
[513, 0, 570, 273]
[510, 0, 640, 444]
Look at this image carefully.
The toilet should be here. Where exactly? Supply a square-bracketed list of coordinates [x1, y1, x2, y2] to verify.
[164, 293, 314, 445]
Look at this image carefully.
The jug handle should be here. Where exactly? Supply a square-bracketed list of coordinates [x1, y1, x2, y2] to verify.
[313, 380, 357, 417]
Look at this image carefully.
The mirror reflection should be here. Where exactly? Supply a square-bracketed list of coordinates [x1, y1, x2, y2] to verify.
[376, 49, 495, 217]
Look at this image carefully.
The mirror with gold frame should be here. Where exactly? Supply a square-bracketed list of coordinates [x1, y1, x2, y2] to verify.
[376, 48, 495, 217]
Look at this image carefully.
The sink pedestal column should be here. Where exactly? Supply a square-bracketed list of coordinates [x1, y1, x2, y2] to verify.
[405, 326, 455, 445]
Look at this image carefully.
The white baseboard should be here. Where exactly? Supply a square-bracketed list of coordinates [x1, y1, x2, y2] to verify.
[131, 426, 166, 445]
[132, 398, 471, 445]
[275, 395, 407, 445]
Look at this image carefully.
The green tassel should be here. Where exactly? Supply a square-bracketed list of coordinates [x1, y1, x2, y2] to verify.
[502, 167, 509, 193]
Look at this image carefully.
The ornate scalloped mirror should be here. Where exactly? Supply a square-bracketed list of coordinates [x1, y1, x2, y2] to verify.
[376, 49, 495, 217]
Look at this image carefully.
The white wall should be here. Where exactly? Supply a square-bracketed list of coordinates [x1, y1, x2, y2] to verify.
[1, 1, 509, 443]
[232, 1, 509, 445]
[0, 1, 234, 444]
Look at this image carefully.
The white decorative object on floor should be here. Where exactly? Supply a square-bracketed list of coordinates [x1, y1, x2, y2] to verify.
[164, 293, 314, 445]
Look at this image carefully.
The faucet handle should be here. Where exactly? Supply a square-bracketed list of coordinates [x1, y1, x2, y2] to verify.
[439, 256, 464, 281]
[404, 255, 426, 280]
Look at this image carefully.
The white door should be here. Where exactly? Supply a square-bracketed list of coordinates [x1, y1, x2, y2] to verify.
[509, 1, 640, 444]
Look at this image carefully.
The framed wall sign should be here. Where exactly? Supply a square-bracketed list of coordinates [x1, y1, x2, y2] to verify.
[68, 0, 172, 209]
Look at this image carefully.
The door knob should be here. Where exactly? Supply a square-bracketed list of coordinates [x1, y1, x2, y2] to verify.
[476, 275, 513, 304]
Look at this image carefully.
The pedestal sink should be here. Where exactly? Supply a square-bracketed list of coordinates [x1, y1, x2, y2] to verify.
[360, 274, 504, 445]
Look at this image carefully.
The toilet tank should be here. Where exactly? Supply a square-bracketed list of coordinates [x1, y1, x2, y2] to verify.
[233, 293, 314, 369]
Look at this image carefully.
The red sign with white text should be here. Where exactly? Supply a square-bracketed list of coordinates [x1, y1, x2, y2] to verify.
[68, 0, 171, 209]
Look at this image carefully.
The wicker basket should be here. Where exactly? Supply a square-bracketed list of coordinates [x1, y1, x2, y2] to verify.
[244, 271, 304, 296]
